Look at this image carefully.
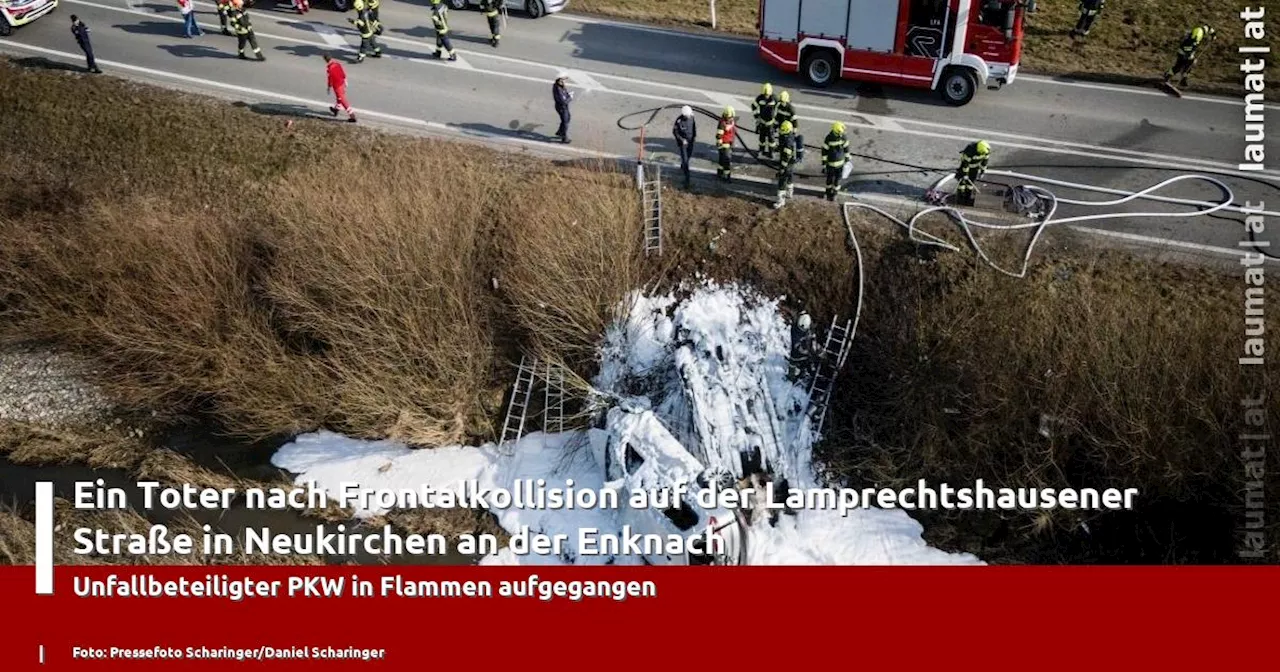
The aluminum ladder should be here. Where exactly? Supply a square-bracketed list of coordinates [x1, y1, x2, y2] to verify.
[498, 354, 539, 455]
[640, 162, 663, 256]
[806, 316, 853, 437]
[542, 360, 567, 435]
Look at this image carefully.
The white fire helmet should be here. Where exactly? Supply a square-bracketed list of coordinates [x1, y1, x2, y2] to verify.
[798, 312, 812, 331]
[681, 105, 693, 118]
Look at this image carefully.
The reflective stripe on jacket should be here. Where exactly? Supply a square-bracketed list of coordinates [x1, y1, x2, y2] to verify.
[823, 131, 849, 167]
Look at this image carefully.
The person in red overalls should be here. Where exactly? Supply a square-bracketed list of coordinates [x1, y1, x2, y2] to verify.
[715, 106, 737, 182]
[324, 54, 357, 123]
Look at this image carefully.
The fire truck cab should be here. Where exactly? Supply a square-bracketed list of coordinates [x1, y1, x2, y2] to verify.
[758, 0, 1024, 105]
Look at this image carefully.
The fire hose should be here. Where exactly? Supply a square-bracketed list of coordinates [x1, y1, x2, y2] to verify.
[845, 171, 1280, 278]
[617, 104, 1280, 262]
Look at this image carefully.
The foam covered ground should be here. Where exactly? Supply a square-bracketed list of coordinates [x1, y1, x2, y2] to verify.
[272, 282, 981, 566]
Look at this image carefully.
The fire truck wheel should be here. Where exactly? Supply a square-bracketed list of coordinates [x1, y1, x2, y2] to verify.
[801, 49, 839, 88]
[447, 0, 468, 9]
[939, 67, 978, 106]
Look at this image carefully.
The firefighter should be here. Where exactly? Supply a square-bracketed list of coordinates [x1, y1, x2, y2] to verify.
[715, 106, 736, 182]
[672, 105, 697, 188]
[775, 90, 797, 133]
[752, 82, 779, 159]
[369, 0, 382, 34]
[772, 120, 797, 209]
[1070, 0, 1103, 39]
[822, 121, 849, 202]
[229, 0, 265, 61]
[479, 0, 502, 47]
[955, 140, 990, 207]
[788, 311, 817, 380]
[215, 0, 232, 35]
[1163, 24, 1215, 89]
[431, 1, 457, 61]
[350, 0, 382, 62]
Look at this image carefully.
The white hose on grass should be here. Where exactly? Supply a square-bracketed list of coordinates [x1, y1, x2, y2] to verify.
[842, 172, 1255, 279]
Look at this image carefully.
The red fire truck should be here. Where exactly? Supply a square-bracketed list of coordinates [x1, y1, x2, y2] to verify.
[758, 0, 1025, 105]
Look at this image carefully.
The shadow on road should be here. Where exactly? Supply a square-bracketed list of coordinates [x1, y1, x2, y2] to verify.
[276, 43, 349, 60]
[389, 25, 435, 39]
[9, 56, 86, 73]
[233, 100, 335, 120]
[115, 20, 189, 37]
[455, 120, 555, 142]
[158, 43, 238, 59]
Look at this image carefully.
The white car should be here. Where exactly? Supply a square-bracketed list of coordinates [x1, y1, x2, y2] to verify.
[0, 0, 58, 36]
[444, 0, 566, 19]
[589, 405, 747, 566]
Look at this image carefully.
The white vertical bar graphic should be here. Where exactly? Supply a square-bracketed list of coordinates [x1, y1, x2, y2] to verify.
[35, 482, 53, 595]
[40, 645, 46, 664]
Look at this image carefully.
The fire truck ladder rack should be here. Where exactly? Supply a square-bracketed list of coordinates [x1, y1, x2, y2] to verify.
[543, 360, 567, 435]
[499, 354, 540, 456]
[641, 162, 663, 256]
[806, 316, 853, 437]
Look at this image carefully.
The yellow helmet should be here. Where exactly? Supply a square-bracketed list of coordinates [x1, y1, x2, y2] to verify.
[723, 106, 735, 118]
[831, 121, 845, 134]
[1191, 26, 1204, 41]
[779, 91, 790, 104]
[762, 82, 773, 96]
[976, 140, 991, 155]
[779, 120, 794, 135]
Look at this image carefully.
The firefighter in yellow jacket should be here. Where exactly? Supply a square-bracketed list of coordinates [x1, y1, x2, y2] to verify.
[215, 0, 232, 35]
[431, 1, 457, 61]
[350, 0, 382, 62]
[772, 120, 797, 209]
[822, 122, 850, 202]
[229, 0, 264, 61]
[955, 140, 990, 207]
[479, 0, 502, 47]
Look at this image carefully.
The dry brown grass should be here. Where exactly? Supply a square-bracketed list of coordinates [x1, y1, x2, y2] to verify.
[0, 61, 645, 447]
[568, 0, 1276, 96]
[2, 61, 1275, 563]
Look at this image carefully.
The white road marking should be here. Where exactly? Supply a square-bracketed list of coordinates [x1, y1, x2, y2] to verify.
[93, 0, 1280, 178]
[551, 12, 750, 46]
[553, 11, 1276, 110]
[1019, 74, 1280, 111]
[34, 0, 1280, 182]
[310, 22, 349, 48]
[563, 68, 605, 92]
[870, 117, 904, 132]
[1066, 225, 1272, 260]
[703, 91, 741, 112]
[1, 40, 1273, 265]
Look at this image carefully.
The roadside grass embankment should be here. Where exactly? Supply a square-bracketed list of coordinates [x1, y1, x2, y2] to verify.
[568, 0, 1276, 97]
[1, 61, 1276, 563]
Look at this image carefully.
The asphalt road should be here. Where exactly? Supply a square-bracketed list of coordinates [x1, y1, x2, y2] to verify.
[3, 0, 1279, 262]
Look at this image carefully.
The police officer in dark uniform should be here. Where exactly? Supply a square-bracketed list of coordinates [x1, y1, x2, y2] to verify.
[70, 15, 102, 73]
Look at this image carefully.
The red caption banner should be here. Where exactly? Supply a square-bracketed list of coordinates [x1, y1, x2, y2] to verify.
[2, 566, 1276, 669]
